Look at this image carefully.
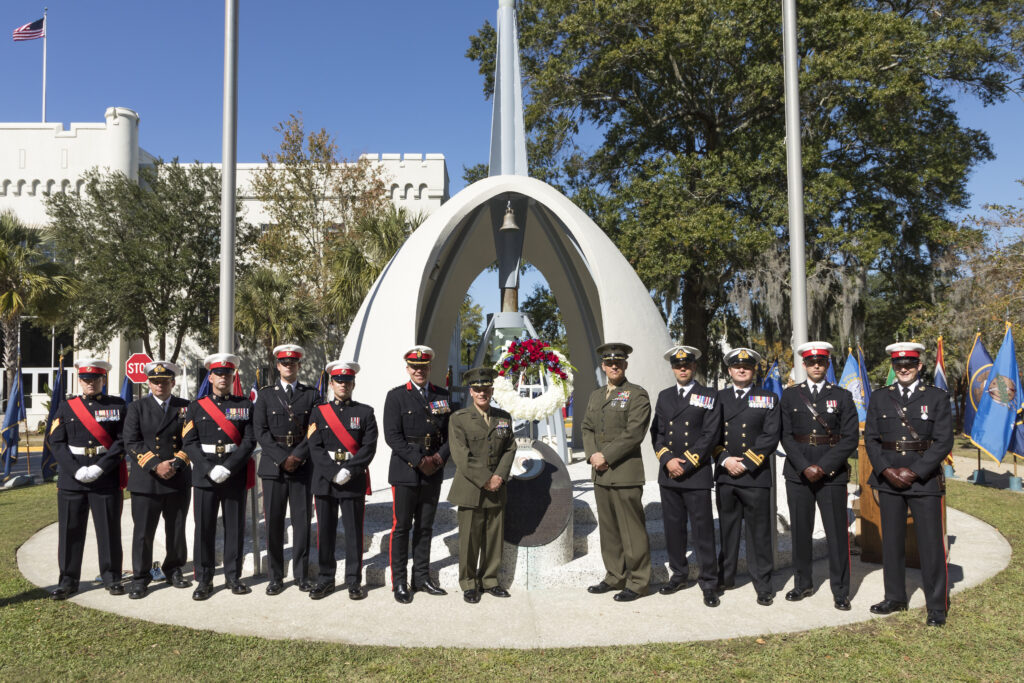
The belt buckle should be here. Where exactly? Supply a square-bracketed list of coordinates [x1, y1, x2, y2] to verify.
[215, 445, 226, 455]
[425, 434, 432, 453]
[285, 434, 294, 447]
[84, 447, 97, 457]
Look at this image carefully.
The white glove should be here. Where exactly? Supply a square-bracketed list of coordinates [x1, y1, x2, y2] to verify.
[75, 466, 91, 482]
[209, 465, 231, 484]
[86, 465, 104, 480]
[333, 468, 352, 485]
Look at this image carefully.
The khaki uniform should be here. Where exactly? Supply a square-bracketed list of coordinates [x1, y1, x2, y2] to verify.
[447, 406, 516, 591]
[581, 380, 652, 593]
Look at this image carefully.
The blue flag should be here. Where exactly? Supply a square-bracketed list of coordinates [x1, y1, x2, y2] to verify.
[839, 350, 866, 422]
[963, 332, 994, 436]
[2, 370, 27, 481]
[857, 346, 872, 407]
[826, 356, 837, 384]
[761, 360, 784, 400]
[969, 325, 1022, 463]
[196, 370, 211, 399]
[314, 370, 327, 401]
[1008, 407, 1024, 461]
[40, 359, 65, 480]
[119, 374, 134, 404]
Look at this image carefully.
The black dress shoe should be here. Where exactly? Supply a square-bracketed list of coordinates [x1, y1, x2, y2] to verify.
[310, 582, 335, 600]
[587, 581, 615, 595]
[106, 583, 126, 596]
[869, 599, 908, 615]
[757, 593, 774, 606]
[129, 585, 147, 600]
[463, 589, 481, 604]
[485, 586, 510, 598]
[720, 582, 736, 591]
[265, 581, 285, 596]
[348, 585, 366, 601]
[412, 579, 448, 596]
[49, 585, 77, 601]
[192, 583, 213, 601]
[834, 596, 852, 611]
[298, 581, 313, 593]
[703, 589, 720, 607]
[394, 583, 413, 604]
[229, 581, 251, 595]
[613, 589, 641, 602]
[168, 573, 192, 589]
[658, 579, 688, 595]
[926, 610, 946, 627]
[785, 588, 813, 602]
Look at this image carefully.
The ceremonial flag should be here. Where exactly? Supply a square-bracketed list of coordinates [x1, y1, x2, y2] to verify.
[119, 374, 134, 404]
[248, 378, 258, 403]
[40, 358, 65, 480]
[314, 370, 326, 401]
[196, 370, 211, 399]
[969, 324, 1022, 463]
[839, 350, 866, 422]
[826, 356, 837, 384]
[1008, 407, 1024, 461]
[232, 373, 244, 397]
[761, 359, 784, 400]
[12, 18, 44, 41]
[963, 332, 994, 437]
[885, 365, 896, 386]
[857, 346, 872, 406]
[2, 371, 27, 480]
[934, 336, 949, 392]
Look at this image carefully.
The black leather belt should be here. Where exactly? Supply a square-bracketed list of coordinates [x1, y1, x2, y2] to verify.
[407, 434, 438, 451]
[881, 440, 933, 452]
[272, 434, 296, 447]
[792, 434, 840, 446]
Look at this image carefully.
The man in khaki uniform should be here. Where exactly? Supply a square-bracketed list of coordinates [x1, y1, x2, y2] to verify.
[447, 367, 517, 604]
[582, 343, 653, 602]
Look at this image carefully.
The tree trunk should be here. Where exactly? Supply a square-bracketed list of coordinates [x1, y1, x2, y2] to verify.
[2, 315, 19, 401]
[680, 270, 712, 361]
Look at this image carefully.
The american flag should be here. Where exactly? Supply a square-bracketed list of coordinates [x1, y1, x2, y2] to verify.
[12, 18, 45, 41]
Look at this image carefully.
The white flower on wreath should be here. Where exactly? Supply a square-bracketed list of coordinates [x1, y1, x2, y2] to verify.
[491, 342, 574, 421]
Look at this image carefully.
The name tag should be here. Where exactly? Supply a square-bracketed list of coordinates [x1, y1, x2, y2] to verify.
[94, 409, 120, 422]
[225, 408, 250, 420]
[747, 395, 774, 409]
[429, 400, 450, 415]
[690, 393, 715, 410]
[349, 416, 361, 429]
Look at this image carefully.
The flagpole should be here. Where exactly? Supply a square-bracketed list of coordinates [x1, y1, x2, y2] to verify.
[42, 8, 47, 122]
[22, 417, 32, 477]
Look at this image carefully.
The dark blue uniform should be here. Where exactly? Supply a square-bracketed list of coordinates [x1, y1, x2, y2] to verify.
[123, 394, 191, 589]
[650, 382, 722, 591]
[254, 381, 318, 587]
[714, 386, 780, 596]
[49, 394, 127, 591]
[182, 394, 255, 586]
[382, 382, 452, 588]
[780, 381, 858, 600]
[308, 398, 377, 588]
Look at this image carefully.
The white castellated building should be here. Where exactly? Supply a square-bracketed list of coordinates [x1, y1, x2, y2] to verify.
[0, 107, 449, 422]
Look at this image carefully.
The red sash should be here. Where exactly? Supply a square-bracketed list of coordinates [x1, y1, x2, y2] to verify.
[198, 397, 243, 445]
[318, 404, 371, 494]
[69, 397, 127, 489]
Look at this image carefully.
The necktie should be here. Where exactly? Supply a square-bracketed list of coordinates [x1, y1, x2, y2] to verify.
[286, 385, 294, 401]
[902, 387, 910, 403]
[735, 389, 744, 400]
[811, 386, 819, 402]
[162, 400, 169, 413]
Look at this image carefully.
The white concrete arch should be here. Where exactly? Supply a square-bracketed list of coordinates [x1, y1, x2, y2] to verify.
[342, 174, 674, 486]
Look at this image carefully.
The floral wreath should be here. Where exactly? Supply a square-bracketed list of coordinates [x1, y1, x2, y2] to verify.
[491, 339, 574, 421]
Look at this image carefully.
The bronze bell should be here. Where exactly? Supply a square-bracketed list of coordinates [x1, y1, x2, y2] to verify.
[498, 201, 519, 232]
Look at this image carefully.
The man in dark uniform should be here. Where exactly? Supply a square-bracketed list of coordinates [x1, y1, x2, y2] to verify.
[714, 348, 781, 606]
[583, 342, 652, 602]
[307, 360, 378, 600]
[866, 342, 953, 627]
[254, 344, 318, 595]
[48, 358, 127, 599]
[650, 345, 723, 607]
[780, 341, 858, 611]
[123, 361, 192, 599]
[447, 367, 517, 604]
[383, 345, 452, 603]
[183, 353, 256, 600]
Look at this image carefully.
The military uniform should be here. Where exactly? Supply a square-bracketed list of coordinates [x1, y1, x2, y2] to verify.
[582, 343, 652, 598]
[865, 342, 954, 625]
[123, 367, 191, 595]
[714, 376, 780, 599]
[308, 362, 377, 597]
[255, 367, 318, 590]
[447, 368, 517, 597]
[183, 354, 255, 595]
[780, 342, 859, 604]
[48, 359, 127, 596]
[382, 346, 452, 598]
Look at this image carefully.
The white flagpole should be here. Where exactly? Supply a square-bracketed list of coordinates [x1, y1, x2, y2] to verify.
[42, 8, 48, 122]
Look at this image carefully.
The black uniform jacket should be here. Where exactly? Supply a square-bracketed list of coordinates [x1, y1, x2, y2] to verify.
[308, 398, 378, 499]
[383, 382, 452, 486]
[182, 394, 255, 489]
[48, 394, 126, 493]
[780, 382, 858, 485]
[649, 382, 722, 490]
[864, 383, 954, 496]
[714, 387, 781, 489]
[123, 394, 191, 494]
[254, 382, 318, 481]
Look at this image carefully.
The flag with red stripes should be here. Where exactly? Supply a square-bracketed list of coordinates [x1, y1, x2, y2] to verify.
[12, 18, 44, 41]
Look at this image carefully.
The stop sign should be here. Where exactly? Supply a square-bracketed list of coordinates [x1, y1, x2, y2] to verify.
[125, 352, 154, 383]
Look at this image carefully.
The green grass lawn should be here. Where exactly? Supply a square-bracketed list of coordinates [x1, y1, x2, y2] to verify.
[1, 481, 1022, 681]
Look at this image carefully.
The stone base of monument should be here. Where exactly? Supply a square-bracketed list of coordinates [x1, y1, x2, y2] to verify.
[217, 456, 838, 590]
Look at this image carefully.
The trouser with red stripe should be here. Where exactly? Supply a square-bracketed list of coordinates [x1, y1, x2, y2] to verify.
[57, 488, 122, 589]
[878, 491, 947, 613]
[390, 481, 441, 586]
[262, 476, 312, 584]
[314, 495, 365, 587]
[786, 481, 850, 599]
[192, 484, 246, 585]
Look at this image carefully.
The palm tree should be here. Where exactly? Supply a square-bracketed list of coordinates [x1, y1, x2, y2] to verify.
[234, 266, 319, 357]
[0, 210, 75, 396]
